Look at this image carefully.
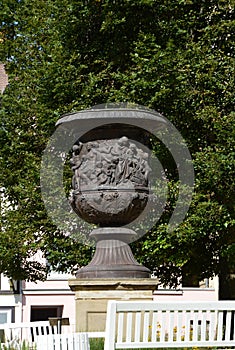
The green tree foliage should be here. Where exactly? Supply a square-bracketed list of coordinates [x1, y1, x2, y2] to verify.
[0, 0, 234, 289]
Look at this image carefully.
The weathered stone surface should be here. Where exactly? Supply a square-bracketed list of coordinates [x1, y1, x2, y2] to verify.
[68, 278, 160, 332]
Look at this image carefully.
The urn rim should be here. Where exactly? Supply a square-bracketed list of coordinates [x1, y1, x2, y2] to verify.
[56, 107, 167, 131]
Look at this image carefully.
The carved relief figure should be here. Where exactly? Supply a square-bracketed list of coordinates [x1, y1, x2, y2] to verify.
[71, 137, 151, 191]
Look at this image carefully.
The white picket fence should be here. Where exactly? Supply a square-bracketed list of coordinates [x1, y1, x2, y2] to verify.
[1, 320, 70, 348]
[0, 321, 102, 349]
[36, 332, 90, 350]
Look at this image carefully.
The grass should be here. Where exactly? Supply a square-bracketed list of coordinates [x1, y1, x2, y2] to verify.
[0, 340, 32, 350]
[89, 338, 104, 349]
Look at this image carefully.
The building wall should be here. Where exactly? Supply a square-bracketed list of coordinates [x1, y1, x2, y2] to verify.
[0, 272, 75, 330]
[22, 272, 76, 330]
[153, 277, 218, 301]
[154, 287, 218, 301]
[0, 275, 12, 291]
[0, 274, 22, 325]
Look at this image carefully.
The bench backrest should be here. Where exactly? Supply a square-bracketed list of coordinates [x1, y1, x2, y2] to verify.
[104, 300, 235, 349]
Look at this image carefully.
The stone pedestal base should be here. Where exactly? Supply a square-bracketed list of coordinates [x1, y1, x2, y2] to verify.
[68, 278, 159, 332]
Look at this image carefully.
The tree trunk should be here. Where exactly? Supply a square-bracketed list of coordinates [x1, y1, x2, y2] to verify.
[219, 257, 234, 300]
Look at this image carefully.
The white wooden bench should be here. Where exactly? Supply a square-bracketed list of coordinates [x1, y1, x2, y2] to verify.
[104, 300, 235, 349]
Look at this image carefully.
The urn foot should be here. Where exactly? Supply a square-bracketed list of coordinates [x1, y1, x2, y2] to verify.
[76, 228, 150, 279]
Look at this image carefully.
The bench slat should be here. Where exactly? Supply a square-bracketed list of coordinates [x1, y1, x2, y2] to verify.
[217, 310, 224, 341]
[225, 310, 232, 341]
[104, 300, 117, 350]
[159, 311, 165, 343]
[185, 311, 191, 342]
[116, 300, 235, 311]
[117, 312, 124, 343]
[233, 313, 235, 340]
[201, 311, 207, 341]
[168, 311, 175, 342]
[209, 310, 216, 341]
[143, 311, 149, 342]
[115, 339, 235, 348]
[126, 312, 132, 342]
[151, 311, 157, 342]
[134, 312, 141, 342]
[176, 311, 182, 342]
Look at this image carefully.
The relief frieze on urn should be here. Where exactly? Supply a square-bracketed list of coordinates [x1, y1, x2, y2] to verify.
[70, 136, 151, 226]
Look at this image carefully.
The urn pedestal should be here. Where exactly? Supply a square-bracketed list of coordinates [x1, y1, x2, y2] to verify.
[68, 279, 159, 332]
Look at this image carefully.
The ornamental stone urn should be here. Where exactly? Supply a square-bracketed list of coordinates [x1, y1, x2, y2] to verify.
[56, 106, 166, 279]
